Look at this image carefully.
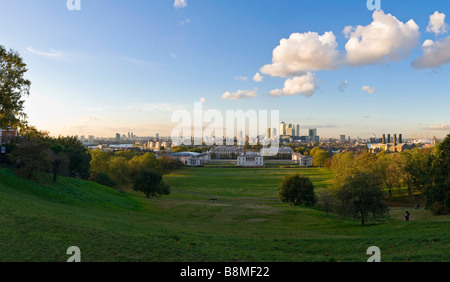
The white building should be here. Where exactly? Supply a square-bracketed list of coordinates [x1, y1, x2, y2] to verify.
[169, 152, 210, 167]
[237, 152, 264, 167]
[292, 153, 313, 167]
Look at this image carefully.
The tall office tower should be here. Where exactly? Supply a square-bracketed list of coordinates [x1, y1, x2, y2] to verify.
[280, 122, 286, 136]
[295, 124, 300, 137]
[340, 135, 346, 142]
[309, 128, 317, 142]
[382, 134, 386, 144]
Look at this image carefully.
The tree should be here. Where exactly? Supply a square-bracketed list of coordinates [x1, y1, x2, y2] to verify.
[129, 152, 161, 177]
[54, 136, 91, 179]
[133, 169, 170, 198]
[89, 150, 112, 179]
[0, 45, 31, 129]
[317, 189, 335, 217]
[10, 136, 52, 179]
[312, 149, 329, 167]
[400, 148, 433, 196]
[336, 172, 389, 225]
[279, 175, 317, 206]
[424, 134, 450, 214]
[108, 156, 131, 184]
[373, 152, 403, 198]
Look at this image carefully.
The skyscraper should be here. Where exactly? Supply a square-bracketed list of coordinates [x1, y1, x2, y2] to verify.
[280, 122, 286, 136]
[295, 124, 300, 137]
[309, 129, 317, 142]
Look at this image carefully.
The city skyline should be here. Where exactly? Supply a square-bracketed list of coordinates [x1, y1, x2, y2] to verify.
[1, 1, 449, 139]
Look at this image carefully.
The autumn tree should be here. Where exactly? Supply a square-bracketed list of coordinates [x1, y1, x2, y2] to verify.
[0, 45, 31, 129]
[336, 172, 389, 225]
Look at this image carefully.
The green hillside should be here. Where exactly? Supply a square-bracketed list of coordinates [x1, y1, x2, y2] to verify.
[0, 167, 449, 262]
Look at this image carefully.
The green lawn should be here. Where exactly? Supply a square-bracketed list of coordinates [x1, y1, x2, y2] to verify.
[0, 167, 449, 262]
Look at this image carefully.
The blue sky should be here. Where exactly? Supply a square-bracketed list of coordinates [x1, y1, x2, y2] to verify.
[1, 0, 449, 139]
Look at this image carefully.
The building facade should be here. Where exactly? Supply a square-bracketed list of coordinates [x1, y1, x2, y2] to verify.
[292, 153, 313, 167]
[237, 153, 264, 167]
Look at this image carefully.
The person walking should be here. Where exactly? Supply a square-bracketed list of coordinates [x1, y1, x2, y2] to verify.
[404, 211, 410, 221]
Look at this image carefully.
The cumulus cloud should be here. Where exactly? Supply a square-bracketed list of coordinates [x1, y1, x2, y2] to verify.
[174, 0, 187, 9]
[345, 10, 420, 66]
[253, 72, 264, 82]
[269, 73, 317, 98]
[260, 31, 341, 77]
[222, 89, 257, 100]
[269, 89, 283, 97]
[338, 80, 349, 92]
[361, 86, 376, 94]
[427, 11, 448, 35]
[412, 37, 450, 69]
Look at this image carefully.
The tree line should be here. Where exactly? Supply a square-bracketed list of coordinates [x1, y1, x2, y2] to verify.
[279, 134, 450, 224]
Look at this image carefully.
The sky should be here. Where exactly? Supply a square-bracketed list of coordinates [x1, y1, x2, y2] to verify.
[1, 0, 450, 139]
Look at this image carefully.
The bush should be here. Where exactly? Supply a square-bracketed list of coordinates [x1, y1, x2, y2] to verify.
[431, 201, 446, 215]
[279, 175, 317, 206]
[133, 169, 170, 198]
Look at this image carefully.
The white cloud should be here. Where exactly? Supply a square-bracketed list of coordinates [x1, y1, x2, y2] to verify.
[423, 124, 450, 131]
[253, 73, 264, 82]
[260, 31, 341, 77]
[174, 0, 187, 9]
[200, 97, 207, 103]
[412, 37, 450, 69]
[222, 89, 257, 100]
[170, 52, 177, 59]
[235, 76, 248, 81]
[338, 80, 349, 92]
[282, 73, 317, 97]
[427, 11, 448, 35]
[361, 86, 376, 94]
[345, 10, 420, 66]
[269, 89, 283, 97]
[269, 73, 317, 98]
[27, 46, 65, 58]
[180, 18, 191, 25]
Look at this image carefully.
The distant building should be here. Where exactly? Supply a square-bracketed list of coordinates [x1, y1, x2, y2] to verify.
[309, 129, 318, 142]
[292, 153, 313, 167]
[0, 127, 17, 145]
[295, 124, 300, 137]
[167, 152, 210, 167]
[211, 146, 243, 159]
[237, 152, 264, 167]
[115, 133, 121, 142]
[340, 135, 346, 143]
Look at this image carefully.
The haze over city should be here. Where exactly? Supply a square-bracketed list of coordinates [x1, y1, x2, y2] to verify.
[1, 0, 449, 139]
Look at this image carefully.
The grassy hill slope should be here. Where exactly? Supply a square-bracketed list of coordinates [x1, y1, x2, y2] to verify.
[0, 168, 449, 262]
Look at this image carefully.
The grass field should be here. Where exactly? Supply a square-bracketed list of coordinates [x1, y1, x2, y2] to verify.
[0, 167, 449, 262]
